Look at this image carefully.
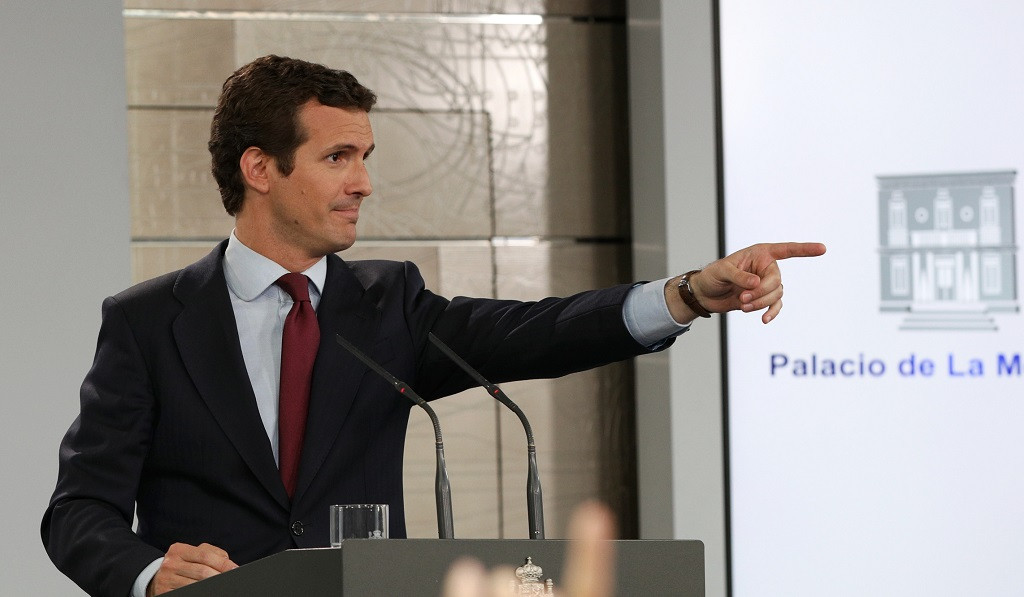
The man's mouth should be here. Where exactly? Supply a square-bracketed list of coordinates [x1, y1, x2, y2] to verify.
[332, 205, 360, 220]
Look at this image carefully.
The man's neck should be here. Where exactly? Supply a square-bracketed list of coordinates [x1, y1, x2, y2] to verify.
[233, 226, 323, 274]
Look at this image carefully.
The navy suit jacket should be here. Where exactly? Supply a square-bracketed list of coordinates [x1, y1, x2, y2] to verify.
[42, 241, 661, 597]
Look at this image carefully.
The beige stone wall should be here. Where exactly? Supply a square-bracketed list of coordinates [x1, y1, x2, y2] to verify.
[124, 1, 634, 539]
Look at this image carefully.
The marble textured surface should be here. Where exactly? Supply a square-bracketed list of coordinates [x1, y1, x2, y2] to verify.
[125, 0, 624, 17]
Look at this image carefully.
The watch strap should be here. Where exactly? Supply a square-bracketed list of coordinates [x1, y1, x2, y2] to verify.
[677, 269, 712, 318]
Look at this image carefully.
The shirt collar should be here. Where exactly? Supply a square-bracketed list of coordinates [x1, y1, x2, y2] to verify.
[224, 231, 327, 301]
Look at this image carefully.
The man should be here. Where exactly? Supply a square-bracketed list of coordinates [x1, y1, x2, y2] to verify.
[42, 55, 824, 597]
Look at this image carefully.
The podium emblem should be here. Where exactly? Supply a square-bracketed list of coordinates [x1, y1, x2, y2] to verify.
[511, 557, 554, 595]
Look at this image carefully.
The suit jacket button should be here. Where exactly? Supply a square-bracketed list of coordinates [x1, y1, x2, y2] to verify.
[291, 521, 304, 537]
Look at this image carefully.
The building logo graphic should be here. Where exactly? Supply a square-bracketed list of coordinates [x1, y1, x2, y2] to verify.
[878, 170, 1018, 330]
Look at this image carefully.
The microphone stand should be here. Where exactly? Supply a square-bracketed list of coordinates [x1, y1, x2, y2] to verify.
[335, 334, 455, 540]
[428, 332, 545, 539]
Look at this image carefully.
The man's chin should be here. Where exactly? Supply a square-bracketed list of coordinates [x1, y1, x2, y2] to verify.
[329, 236, 357, 254]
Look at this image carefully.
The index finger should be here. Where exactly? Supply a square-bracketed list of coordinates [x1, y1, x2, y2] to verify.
[563, 501, 617, 597]
[766, 242, 826, 260]
[442, 558, 486, 597]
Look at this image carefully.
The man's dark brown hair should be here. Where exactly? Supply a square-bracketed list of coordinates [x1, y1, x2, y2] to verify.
[209, 55, 377, 215]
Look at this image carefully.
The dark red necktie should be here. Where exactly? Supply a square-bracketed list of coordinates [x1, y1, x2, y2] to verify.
[276, 273, 320, 498]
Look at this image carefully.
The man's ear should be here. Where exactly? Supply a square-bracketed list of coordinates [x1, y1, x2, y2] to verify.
[239, 147, 272, 194]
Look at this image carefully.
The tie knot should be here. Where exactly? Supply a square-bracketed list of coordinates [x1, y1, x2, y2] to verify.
[276, 273, 312, 303]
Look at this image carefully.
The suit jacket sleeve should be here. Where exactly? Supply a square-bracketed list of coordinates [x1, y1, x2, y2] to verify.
[41, 296, 165, 597]
[373, 261, 670, 399]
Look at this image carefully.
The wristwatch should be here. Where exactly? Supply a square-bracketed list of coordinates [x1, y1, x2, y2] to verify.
[677, 269, 712, 318]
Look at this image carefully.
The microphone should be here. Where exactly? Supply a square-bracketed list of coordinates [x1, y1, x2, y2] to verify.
[427, 332, 545, 540]
[334, 333, 455, 540]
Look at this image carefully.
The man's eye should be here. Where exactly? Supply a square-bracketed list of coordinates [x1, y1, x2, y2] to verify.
[327, 152, 342, 162]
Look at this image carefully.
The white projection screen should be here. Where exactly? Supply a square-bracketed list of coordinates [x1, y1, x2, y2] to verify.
[720, 2, 1024, 595]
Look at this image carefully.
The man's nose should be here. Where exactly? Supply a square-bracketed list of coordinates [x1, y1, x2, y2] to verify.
[350, 161, 372, 198]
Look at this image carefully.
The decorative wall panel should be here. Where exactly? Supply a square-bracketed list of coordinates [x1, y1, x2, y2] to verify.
[127, 109, 230, 239]
[126, 1, 624, 17]
[362, 111, 493, 239]
[125, 18, 235, 106]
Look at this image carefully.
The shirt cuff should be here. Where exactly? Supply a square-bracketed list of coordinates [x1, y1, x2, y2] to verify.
[622, 278, 692, 348]
[131, 557, 163, 597]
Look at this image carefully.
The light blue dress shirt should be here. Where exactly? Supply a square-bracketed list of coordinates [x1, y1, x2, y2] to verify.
[222, 233, 327, 466]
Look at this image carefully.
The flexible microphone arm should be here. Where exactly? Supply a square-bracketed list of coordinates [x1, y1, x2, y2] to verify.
[427, 332, 545, 540]
[335, 334, 455, 540]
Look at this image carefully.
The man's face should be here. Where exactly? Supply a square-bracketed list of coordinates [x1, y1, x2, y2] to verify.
[265, 100, 374, 258]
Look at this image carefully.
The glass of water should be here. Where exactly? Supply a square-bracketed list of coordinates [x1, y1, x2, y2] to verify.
[330, 504, 389, 547]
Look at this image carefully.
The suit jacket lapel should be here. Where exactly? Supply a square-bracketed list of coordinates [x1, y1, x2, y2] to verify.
[171, 242, 290, 510]
[293, 254, 381, 502]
